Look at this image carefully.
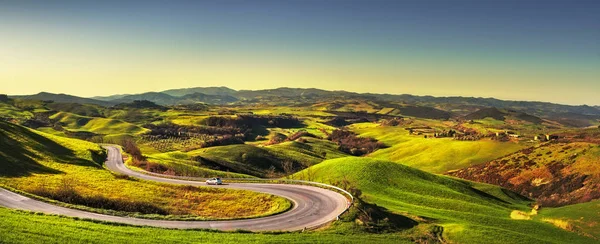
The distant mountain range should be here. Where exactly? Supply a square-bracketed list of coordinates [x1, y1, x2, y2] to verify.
[10, 92, 116, 107]
[8, 87, 600, 122]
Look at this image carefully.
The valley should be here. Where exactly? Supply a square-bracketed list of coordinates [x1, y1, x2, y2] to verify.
[1, 87, 599, 243]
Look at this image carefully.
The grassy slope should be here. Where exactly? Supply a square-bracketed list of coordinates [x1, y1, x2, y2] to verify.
[0, 121, 289, 219]
[50, 111, 148, 135]
[292, 157, 594, 243]
[349, 123, 526, 173]
[0, 208, 409, 244]
[0, 102, 33, 120]
[539, 200, 600, 239]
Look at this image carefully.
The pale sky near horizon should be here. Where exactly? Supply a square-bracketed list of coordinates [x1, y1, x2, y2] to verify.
[0, 1, 599, 105]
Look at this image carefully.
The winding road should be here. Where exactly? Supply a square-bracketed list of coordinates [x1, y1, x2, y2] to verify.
[0, 146, 349, 231]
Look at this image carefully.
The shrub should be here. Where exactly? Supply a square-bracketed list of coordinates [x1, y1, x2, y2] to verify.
[327, 129, 385, 156]
[204, 115, 301, 129]
[120, 139, 144, 161]
[286, 130, 318, 141]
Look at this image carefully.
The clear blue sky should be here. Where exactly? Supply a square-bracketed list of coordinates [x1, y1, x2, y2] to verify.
[0, 0, 598, 105]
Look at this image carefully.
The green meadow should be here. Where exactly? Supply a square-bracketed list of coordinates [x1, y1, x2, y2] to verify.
[292, 157, 595, 243]
[349, 122, 527, 173]
[50, 112, 148, 135]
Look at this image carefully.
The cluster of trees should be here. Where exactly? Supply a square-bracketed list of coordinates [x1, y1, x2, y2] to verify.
[204, 115, 302, 129]
[324, 117, 350, 127]
[265, 132, 288, 145]
[327, 129, 385, 156]
[263, 130, 318, 146]
[121, 139, 145, 162]
[171, 103, 209, 111]
[140, 122, 251, 151]
[144, 122, 247, 138]
[114, 100, 166, 110]
[286, 130, 317, 142]
[199, 134, 245, 148]
[121, 138, 179, 175]
[451, 126, 482, 141]
[21, 112, 54, 129]
[379, 118, 407, 127]
[0, 94, 10, 102]
[434, 129, 457, 138]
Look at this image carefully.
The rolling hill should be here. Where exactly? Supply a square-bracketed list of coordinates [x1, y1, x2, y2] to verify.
[291, 157, 595, 243]
[11, 88, 600, 123]
[10, 92, 114, 107]
[110, 92, 238, 105]
[163, 137, 349, 177]
[349, 123, 526, 173]
[464, 107, 544, 124]
[161, 86, 237, 97]
[0, 120, 290, 220]
[50, 112, 148, 135]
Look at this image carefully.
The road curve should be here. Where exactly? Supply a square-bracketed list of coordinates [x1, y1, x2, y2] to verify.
[0, 146, 348, 231]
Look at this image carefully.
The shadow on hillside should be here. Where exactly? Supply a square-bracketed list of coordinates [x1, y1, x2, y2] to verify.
[469, 187, 511, 204]
[470, 186, 531, 205]
[358, 201, 418, 233]
[0, 121, 102, 177]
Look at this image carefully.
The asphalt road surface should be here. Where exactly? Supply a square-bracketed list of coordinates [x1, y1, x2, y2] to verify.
[0, 145, 348, 231]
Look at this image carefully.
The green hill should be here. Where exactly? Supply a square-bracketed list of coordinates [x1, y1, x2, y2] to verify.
[539, 200, 600, 239]
[464, 107, 544, 125]
[0, 120, 290, 220]
[178, 138, 348, 177]
[50, 112, 148, 135]
[292, 157, 595, 243]
[46, 102, 106, 117]
[349, 123, 526, 173]
[0, 102, 34, 121]
[0, 120, 88, 177]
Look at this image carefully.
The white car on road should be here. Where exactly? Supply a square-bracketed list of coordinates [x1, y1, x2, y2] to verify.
[206, 177, 223, 185]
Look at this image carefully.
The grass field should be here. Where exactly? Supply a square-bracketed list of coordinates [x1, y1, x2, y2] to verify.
[291, 157, 595, 243]
[0, 121, 290, 220]
[349, 122, 527, 173]
[0, 102, 34, 121]
[0, 207, 411, 244]
[539, 200, 600, 239]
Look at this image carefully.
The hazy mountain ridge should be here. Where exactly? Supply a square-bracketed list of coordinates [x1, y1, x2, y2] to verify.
[463, 107, 543, 124]
[7, 87, 600, 124]
[161, 86, 237, 97]
[10, 92, 115, 107]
